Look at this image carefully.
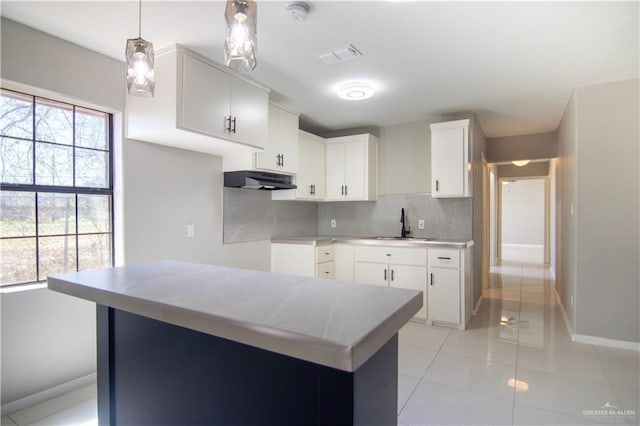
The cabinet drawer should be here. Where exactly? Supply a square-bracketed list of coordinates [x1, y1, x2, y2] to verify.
[429, 249, 460, 268]
[316, 261, 335, 280]
[315, 245, 335, 263]
[355, 246, 393, 263]
[392, 247, 427, 266]
[354, 245, 426, 266]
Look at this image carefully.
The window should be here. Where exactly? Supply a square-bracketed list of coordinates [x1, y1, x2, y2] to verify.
[0, 89, 114, 288]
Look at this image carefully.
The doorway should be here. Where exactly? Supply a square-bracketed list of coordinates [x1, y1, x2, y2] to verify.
[499, 178, 547, 264]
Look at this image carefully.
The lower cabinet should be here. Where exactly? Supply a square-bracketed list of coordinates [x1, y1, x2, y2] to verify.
[427, 248, 471, 330]
[271, 243, 334, 279]
[354, 246, 427, 320]
[271, 241, 471, 327]
[334, 243, 355, 282]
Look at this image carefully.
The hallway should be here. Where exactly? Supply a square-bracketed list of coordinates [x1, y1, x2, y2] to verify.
[397, 247, 639, 425]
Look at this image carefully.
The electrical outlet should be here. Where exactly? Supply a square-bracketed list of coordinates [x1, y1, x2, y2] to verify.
[187, 223, 195, 238]
[418, 219, 425, 230]
[330, 219, 337, 228]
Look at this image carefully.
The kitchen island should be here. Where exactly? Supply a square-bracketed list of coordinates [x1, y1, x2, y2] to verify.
[48, 260, 422, 426]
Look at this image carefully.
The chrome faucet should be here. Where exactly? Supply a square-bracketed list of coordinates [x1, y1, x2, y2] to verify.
[401, 208, 410, 238]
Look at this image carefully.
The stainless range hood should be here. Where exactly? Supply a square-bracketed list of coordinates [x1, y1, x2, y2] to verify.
[224, 170, 296, 190]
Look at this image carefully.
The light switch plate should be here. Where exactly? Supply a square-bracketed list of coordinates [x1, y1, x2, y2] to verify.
[418, 220, 425, 230]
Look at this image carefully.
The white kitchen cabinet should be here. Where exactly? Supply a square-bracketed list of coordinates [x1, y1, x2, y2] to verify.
[354, 246, 427, 320]
[126, 45, 269, 156]
[334, 243, 354, 281]
[427, 248, 471, 329]
[325, 134, 378, 201]
[295, 131, 325, 200]
[225, 103, 299, 174]
[430, 119, 471, 197]
[255, 104, 299, 174]
[271, 243, 334, 280]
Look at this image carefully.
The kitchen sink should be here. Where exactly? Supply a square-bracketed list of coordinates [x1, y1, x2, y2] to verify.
[373, 236, 437, 241]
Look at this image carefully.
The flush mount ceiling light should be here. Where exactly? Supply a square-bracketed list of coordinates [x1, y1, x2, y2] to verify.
[338, 83, 374, 101]
[512, 160, 530, 167]
[125, 0, 155, 97]
[224, 0, 257, 72]
[285, 2, 310, 20]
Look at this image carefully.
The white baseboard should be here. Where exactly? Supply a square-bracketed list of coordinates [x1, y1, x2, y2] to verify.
[554, 287, 574, 335]
[572, 334, 640, 352]
[554, 288, 640, 352]
[1, 372, 96, 416]
[473, 296, 483, 316]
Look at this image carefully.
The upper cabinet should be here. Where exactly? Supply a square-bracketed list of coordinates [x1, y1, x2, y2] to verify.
[295, 130, 325, 200]
[126, 45, 269, 156]
[255, 104, 299, 174]
[224, 103, 299, 174]
[325, 134, 378, 201]
[430, 119, 471, 197]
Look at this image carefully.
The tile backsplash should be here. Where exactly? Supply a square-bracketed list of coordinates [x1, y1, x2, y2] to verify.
[223, 188, 317, 243]
[317, 194, 472, 240]
[224, 189, 472, 243]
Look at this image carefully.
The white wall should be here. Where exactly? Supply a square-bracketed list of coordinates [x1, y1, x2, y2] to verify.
[556, 78, 640, 344]
[1, 19, 269, 409]
[378, 119, 437, 195]
[574, 79, 639, 343]
[502, 179, 545, 245]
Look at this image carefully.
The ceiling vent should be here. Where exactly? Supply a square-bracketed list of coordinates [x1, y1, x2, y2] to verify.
[319, 44, 362, 64]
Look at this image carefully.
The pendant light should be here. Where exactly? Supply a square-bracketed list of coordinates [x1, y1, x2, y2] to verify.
[224, 0, 257, 72]
[126, 0, 155, 97]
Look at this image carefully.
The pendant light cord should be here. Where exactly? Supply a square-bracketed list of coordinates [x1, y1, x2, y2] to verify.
[138, 0, 142, 38]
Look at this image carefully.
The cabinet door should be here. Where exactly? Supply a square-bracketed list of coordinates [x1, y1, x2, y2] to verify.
[308, 138, 325, 199]
[431, 126, 464, 197]
[428, 267, 460, 324]
[343, 140, 366, 199]
[181, 55, 230, 138]
[256, 105, 298, 173]
[295, 135, 313, 198]
[271, 244, 314, 276]
[229, 76, 268, 149]
[277, 108, 299, 174]
[334, 244, 354, 282]
[390, 264, 427, 320]
[325, 143, 345, 199]
[354, 262, 388, 287]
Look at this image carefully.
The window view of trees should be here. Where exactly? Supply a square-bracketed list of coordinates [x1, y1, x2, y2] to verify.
[0, 89, 113, 286]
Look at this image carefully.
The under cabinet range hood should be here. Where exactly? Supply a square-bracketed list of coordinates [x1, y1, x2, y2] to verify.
[224, 170, 297, 190]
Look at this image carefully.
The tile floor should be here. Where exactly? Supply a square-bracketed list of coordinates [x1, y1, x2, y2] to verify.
[2, 246, 638, 425]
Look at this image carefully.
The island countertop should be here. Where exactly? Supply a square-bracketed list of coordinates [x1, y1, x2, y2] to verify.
[48, 260, 421, 372]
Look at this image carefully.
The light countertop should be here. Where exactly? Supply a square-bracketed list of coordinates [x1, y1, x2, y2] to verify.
[271, 236, 474, 249]
[48, 260, 421, 372]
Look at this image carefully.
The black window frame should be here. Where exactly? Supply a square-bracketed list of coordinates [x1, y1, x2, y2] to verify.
[0, 88, 115, 288]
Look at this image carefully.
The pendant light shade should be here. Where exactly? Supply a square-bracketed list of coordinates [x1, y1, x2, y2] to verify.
[126, 0, 155, 97]
[224, 0, 257, 72]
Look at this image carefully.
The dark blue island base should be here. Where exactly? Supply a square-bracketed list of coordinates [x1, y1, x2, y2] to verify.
[97, 305, 398, 426]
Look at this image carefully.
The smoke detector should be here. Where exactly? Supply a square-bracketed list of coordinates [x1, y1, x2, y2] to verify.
[285, 2, 310, 21]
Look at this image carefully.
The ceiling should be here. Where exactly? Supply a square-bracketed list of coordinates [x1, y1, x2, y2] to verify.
[1, 1, 638, 138]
